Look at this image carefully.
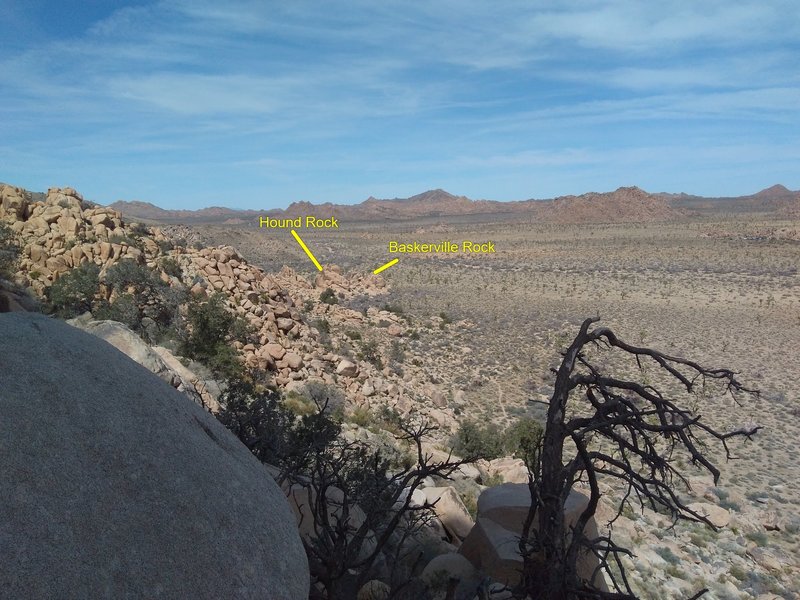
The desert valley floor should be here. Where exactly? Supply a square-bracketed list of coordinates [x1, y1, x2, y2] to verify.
[196, 213, 800, 598]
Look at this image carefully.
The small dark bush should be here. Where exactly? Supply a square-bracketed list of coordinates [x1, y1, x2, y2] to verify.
[358, 339, 383, 369]
[313, 318, 331, 334]
[0, 223, 19, 278]
[94, 293, 140, 330]
[105, 259, 161, 291]
[382, 302, 404, 315]
[320, 287, 338, 305]
[159, 257, 182, 278]
[179, 293, 245, 379]
[452, 420, 504, 460]
[502, 417, 544, 464]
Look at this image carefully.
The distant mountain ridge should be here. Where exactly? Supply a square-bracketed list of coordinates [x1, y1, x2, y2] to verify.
[105, 184, 800, 225]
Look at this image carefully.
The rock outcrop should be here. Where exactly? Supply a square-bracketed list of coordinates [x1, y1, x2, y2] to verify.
[67, 316, 219, 411]
[0, 182, 467, 436]
[459, 483, 606, 590]
[0, 312, 309, 598]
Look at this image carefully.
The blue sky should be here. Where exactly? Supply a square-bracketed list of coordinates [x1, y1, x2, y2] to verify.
[1, 1, 798, 209]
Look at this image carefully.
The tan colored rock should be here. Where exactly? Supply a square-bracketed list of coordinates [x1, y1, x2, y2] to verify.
[277, 317, 295, 332]
[218, 261, 234, 278]
[459, 484, 606, 590]
[41, 205, 63, 224]
[387, 324, 402, 336]
[285, 352, 303, 369]
[0, 185, 30, 219]
[423, 486, 474, 542]
[430, 388, 446, 408]
[24, 216, 49, 236]
[687, 502, 730, 528]
[486, 457, 529, 484]
[45, 255, 69, 274]
[29, 244, 45, 266]
[287, 483, 376, 563]
[747, 547, 782, 572]
[70, 245, 84, 266]
[336, 360, 358, 377]
[90, 213, 112, 227]
[57, 215, 79, 236]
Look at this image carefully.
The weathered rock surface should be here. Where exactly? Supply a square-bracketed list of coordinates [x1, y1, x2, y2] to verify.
[67, 317, 216, 410]
[423, 486, 475, 542]
[421, 552, 482, 598]
[459, 483, 606, 590]
[687, 501, 731, 528]
[0, 313, 309, 599]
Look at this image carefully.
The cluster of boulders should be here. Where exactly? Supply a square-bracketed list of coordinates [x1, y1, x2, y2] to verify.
[1, 185, 148, 295]
[0, 184, 463, 430]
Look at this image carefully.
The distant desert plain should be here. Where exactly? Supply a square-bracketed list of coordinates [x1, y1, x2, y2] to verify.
[123, 184, 800, 598]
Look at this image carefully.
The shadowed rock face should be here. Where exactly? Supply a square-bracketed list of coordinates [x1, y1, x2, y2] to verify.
[0, 312, 309, 599]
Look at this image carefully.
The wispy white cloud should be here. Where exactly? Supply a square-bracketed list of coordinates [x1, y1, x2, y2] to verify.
[0, 0, 798, 207]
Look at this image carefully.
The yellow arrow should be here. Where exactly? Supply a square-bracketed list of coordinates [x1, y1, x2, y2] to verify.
[373, 258, 399, 274]
[291, 229, 323, 271]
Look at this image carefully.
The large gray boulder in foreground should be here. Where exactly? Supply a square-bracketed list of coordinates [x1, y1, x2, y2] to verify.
[0, 313, 309, 599]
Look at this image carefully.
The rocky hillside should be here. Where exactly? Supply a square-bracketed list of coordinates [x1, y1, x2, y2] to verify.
[0, 183, 465, 433]
[108, 199, 266, 224]
[538, 186, 680, 223]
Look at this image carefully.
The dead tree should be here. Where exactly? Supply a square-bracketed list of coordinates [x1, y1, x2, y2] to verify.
[300, 418, 477, 599]
[518, 317, 760, 599]
[218, 382, 477, 599]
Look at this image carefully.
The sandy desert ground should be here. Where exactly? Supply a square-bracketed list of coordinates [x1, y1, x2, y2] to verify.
[197, 212, 800, 598]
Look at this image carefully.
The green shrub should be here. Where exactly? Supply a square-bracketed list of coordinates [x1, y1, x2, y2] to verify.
[348, 406, 372, 427]
[179, 293, 245, 379]
[0, 222, 19, 278]
[103, 259, 185, 342]
[389, 340, 405, 363]
[745, 531, 768, 546]
[358, 339, 383, 369]
[460, 490, 478, 519]
[452, 420, 504, 460]
[283, 392, 316, 416]
[502, 417, 544, 465]
[382, 302, 404, 315]
[93, 293, 140, 330]
[46, 263, 100, 318]
[159, 257, 182, 278]
[105, 259, 161, 291]
[655, 546, 681, 565]
[129, 222, 149, 237]
[108, 233, 141, 248]
[301, 380, 345, 418]
[319, 287, 338, 305]
[313, 317, 331, 334]
[375, 405, 403, 434]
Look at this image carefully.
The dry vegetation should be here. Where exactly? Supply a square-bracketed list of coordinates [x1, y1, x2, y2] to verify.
[198, 212, 800, 598]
